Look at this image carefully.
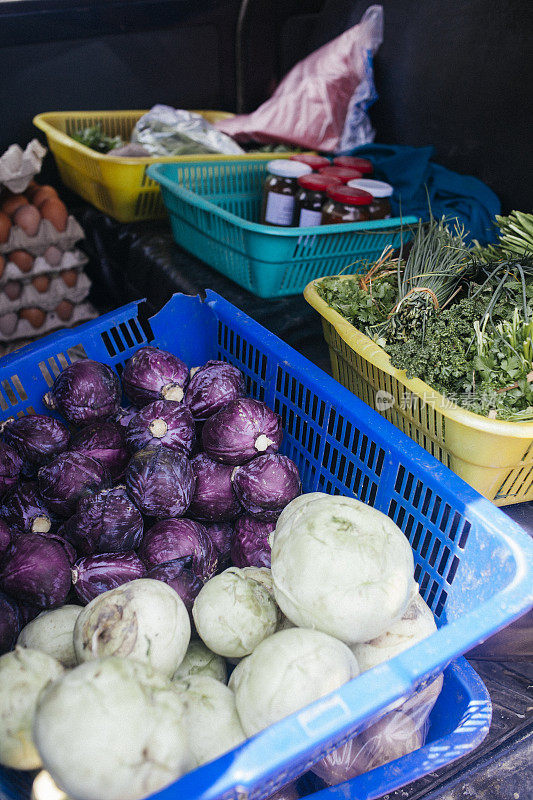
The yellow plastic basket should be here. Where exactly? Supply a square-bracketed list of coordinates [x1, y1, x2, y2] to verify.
[33, 110, 302, 223]
[304, 277, 533, 506]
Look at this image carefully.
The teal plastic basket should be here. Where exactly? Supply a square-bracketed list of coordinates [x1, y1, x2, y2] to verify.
[148, 159, 418, 298]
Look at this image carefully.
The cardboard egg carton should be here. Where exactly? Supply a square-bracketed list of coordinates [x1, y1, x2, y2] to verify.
[0, 272, 91, 316]
[0, 140, 47, 194]
[0, 301, 98, 343]
[0, 216, 85, 257]
[0, 248, 88, 288]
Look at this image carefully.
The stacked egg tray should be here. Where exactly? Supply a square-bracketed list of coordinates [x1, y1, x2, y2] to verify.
[0, 184, 97, 346]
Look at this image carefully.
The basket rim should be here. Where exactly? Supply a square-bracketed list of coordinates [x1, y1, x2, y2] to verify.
[32, 109, 278, 167]
[149, 160, 419, 237]
[304, 276, 533, 436]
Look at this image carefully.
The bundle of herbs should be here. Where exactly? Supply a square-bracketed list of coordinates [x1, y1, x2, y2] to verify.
[315, 211, 533, 421]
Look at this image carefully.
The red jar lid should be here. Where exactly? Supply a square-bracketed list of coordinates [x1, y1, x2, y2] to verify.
[326, 185, 374, 205]
[333, 156, 373, 174]
[318, 166, 363, 183]
[290, 154, 331, 170]
[297, 173, 342, 191]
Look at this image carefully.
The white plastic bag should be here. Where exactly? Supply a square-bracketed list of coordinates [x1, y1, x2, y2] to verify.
[131, 106, 245, 156]
[311, 675, 443, 785]
[215, 6, 383, 153]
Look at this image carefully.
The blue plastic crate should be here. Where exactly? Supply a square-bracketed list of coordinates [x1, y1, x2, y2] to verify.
[0, 292, 531, 800]
[147, 159, 418, 298]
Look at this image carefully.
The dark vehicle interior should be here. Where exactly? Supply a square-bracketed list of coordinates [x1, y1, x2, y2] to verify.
[0, 3, 531, 800]
[1, 0, 531, 211]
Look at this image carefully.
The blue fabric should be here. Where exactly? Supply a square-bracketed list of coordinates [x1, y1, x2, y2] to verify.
[347, 143, 501, 244]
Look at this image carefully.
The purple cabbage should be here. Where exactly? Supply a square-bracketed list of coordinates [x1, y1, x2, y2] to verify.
[38, 451, 109, 518]
[2, 414, 70, 467]
[139, 518, 217, 581]
[185, 360, 246, 421]
[0, 441, 22, 497]
[0, 533, 72, 608]
[1, 482, 56, 535]
[125, 446, 195, 519]
[203, 521, 233, 571]
[232, 454, 301, 520]
[69, 421, 129, 481]
[202, 398, 282, 466]
[188, 453, 242, 522]
[71, 552, 146, 604]
[60, 486, 144, 556]
[17, 602, 42, 625]
[0, 519, 10, 559]
[126, 400, 195, 455]
[112, 405, 139, 428]
[146, 557, 203, 616]
[43, 360, 121, 425]
[122, 346, 189, 406]
[231, 515, 275, 568]
[0, 591, 20, 655]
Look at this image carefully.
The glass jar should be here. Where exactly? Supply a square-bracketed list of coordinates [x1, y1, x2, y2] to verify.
[318, 166, 363, 184]
[333, 156, 373, 175]
[260, 160, 312, 226]
[347, 178, 393, 219]
[294, 174, 342, 227]
[290, 154, 331, 170]
[321, 185, 373, 225]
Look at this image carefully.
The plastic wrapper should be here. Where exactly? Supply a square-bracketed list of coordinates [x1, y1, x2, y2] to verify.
[311, 675, 443, 785]
[215, 6, 383, 153]
[131, 105, 245, 157]
[0, 140, 47, 193]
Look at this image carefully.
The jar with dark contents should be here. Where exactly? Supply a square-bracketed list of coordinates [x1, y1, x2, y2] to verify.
[318, 166, 363, 184]
[347, 178, 393, 219]
[260, 160, 313, 226]
[294, 174, 342, 227]
[321, 185, 373, 225]
[290, 153, 331, 170]
[333, 156, 373, 176]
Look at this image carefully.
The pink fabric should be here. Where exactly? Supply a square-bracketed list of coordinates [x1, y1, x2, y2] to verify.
[215, 6, 383, 152]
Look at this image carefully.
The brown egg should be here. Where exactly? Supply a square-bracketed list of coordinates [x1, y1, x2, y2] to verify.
[1, 195, 29, 219]
[0, 256, 5, 281]
[0, 212, 12, 244]
[32, 275, 50, 293]
[20, 307, 46, 329]
[0, 313, 18, 336]
[9, 250, 34, 273]
[32, 186, 59, 209]
[60, 269, 78, 288]
[43, 245, 63, 266]
[4, 281, 22, 301]
[55, 300, 74, 321]
[24, 181, 42, 200]
[39, 199, 68, 232]
[13, 205, 41, 237]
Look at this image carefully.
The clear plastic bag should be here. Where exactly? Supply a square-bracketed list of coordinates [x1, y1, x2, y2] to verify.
[131, 106, 245, 157]
[311, 675, 443, 785]
[215, 6, 383, 153]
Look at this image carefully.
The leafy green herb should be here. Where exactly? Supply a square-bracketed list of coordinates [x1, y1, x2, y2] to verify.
[316, 274, 396, 332]
[71, 125, 125, 154]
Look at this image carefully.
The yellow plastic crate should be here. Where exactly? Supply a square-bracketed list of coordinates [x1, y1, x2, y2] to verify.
[304, 277, 533, 506]
[33, 110, 302, 223]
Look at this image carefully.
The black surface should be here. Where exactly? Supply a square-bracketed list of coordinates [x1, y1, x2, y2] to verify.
[79, 205, 332, 374]
[0, 0, 241, 164]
